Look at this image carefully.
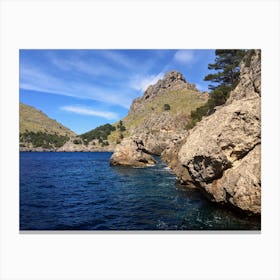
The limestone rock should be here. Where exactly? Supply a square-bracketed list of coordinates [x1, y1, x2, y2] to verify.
[109, 137, 156, 167]
[161, 136, 196, 188]
[209, 145, 261, 214]
[226, 50, 261, 104]
[178, 97, 261, 214]
[177, 49, 261, 215]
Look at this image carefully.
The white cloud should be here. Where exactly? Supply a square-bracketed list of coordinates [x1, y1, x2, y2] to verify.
[20, 65, 132, 109]
[130, 72, 164, 92]
[61, 106, 119, 120]
[173, 50, 195, 64]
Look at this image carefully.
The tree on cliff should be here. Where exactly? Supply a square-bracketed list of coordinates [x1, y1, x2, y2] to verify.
[187, 49, 247, 129]
[204, 49, 246, 91]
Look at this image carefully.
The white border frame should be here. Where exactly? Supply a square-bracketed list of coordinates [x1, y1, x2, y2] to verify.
[1, 0, 280, 279]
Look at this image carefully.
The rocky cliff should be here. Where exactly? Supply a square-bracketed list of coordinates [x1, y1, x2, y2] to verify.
[171, 50, 261, 215]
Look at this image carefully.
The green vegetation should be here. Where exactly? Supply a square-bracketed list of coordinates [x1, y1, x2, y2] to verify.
[117, 120, 126, 132]
[79, 123, 116, 142]
[20, 131, 69, 148]
[187, 49, 248, 129]
[204, 50, 246, 91]
[73, 139, 82, 145]
[163, 104, 171, 111]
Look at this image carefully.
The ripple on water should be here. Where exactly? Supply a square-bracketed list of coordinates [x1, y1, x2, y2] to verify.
[20, 152, 261, 230]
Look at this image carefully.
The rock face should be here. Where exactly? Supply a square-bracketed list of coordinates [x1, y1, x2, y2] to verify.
[161, 136, 196, 187]
[226, 50, 261, 104]
[110, 137, 156, 167]
[177, 50, 261, 214]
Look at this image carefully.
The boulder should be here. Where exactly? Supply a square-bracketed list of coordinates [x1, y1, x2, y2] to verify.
[109, 137, 156, 167]
[178, 97, 261, 214]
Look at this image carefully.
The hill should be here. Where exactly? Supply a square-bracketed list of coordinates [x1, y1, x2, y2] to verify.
[20, 103, 76, 136]
[20, 103, 76, 150]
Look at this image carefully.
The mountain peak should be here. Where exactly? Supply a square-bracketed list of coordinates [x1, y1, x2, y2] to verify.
[142, 70, 198, 101]
[162, 70, 187, 84]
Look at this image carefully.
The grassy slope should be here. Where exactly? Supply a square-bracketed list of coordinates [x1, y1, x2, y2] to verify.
[20, 103, 76, 137]
[108, 89, 207, 143]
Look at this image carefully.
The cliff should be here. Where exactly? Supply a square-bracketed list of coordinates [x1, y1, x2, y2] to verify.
[169, 50, 261, 215]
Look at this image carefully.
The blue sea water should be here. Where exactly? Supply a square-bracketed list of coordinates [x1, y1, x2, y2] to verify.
[20, 152, 260, 230]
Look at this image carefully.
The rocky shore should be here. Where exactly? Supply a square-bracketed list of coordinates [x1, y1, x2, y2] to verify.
[109, 50, 261, 216]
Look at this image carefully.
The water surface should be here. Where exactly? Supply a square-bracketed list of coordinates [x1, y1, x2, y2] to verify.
[20, 152, 260, 230]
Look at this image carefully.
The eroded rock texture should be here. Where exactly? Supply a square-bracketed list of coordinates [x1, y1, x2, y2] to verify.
[178, 50, 261, 214]
[110, 137, 156, 167]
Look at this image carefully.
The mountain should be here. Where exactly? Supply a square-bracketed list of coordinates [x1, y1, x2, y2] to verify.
[109, 70, 208, 155]
[20, 103, 76, 151]
[110, 71, 209, 165]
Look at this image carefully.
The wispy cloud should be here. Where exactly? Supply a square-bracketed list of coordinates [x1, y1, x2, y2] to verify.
[173, 50, 195, 64]
[100, 50, 134, 69]
[130, 72, 165, 92]
[49, 53, 121, 78]
[61, 105, 119, 120]
[20, 64, 132, 108]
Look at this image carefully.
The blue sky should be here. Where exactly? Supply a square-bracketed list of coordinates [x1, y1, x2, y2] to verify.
[19, 49, 215, 134]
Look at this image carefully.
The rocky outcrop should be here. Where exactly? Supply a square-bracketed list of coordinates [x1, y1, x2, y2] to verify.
[226, 50, 261, 104]
[177, 50, 261, 214]
[110, 137, 156, 167]
[129, 70, 206, 114]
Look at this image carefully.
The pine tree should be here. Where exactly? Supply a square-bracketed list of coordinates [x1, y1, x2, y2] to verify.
[204, 49, 246, 91]
[187, 49, 248, 130]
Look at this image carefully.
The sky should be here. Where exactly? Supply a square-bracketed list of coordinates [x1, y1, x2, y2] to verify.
[19, 49, 216, 134]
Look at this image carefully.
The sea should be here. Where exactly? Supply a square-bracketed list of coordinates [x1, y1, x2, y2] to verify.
[20, 152, 260, 231]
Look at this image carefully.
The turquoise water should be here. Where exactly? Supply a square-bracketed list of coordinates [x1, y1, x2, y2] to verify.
[20, 152, 260, 230]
